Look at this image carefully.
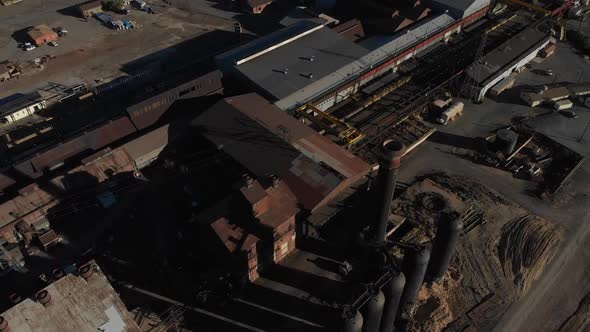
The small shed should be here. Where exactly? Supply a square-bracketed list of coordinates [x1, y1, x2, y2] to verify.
[78, 0, 103, 18]
[27, 25, 58, 46]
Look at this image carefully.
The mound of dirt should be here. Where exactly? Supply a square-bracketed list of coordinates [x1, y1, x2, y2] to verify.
[496, 215, 564, 295]
[411, 270, 461, 332]
[557, 293, 590, 332]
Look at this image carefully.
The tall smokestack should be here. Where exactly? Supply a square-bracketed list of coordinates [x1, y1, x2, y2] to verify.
[373, 140, 405, 246]
[427, 211, 463, 280]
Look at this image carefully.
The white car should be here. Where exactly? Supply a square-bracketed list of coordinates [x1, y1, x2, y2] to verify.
[48, 41, 58, 47]
[25, 44, 36, 51]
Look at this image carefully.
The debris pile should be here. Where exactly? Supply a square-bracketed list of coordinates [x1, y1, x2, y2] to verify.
[496, 215, 564, 295]
[411, 269, 461, 331]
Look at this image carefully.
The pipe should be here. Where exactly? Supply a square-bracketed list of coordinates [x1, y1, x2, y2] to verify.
[427, 212, 463, 280]
[373, 140, 405, 246]
[399, 246, 431, 313]
[363, 286, 385, 332]
[343, 306, 364, 332]
[380, 272, 405, 332]
[119, 282, 267, 332]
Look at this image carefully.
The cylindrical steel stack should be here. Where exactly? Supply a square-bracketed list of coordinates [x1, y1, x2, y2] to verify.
[427, 211, 464, 280]
[399, 245, 431, 312]
[363, 286, 385, 332]
[373, 140, 405, 246]
[343, 307, 364, 332]
[380, 271, 406, 332]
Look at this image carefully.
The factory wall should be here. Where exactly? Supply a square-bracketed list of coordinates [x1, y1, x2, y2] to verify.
[126, 70, 223, 130]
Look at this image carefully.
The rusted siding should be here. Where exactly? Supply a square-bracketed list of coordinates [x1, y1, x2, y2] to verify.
[127, 70, 223, 130]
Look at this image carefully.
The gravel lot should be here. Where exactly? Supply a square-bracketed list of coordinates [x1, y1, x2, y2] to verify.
[0, 0, 235, 98]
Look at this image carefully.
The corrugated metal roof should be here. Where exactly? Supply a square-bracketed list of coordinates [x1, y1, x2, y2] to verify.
[233, 24, 369, 101]
[424, 0, 490, 18]
[0, 261, 140, 332]
[211, 217, 260, 253]
[14, 117, 136, 179]
[209, 94, 370, 178]
[122, 124, 169, 162]
[466, 28, 550, 85]
[192, 94, 369, 211]
[0, 92, 42, 117]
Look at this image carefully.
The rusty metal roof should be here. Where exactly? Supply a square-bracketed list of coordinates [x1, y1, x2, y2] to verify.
[121, 124, 169, 161]
[192, 94, 369, 211]
[211, 217, 260, 254]
[0, 261, 140, 332]
[14, 117, 136, 179]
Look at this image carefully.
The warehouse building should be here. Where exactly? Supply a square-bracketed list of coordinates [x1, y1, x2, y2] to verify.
[192, 93, 371, 212]
[0, 92, 46, 124]
[215, 21, 370, 111]
[465, 28, 552, 102]
[27, 25, 58, 46]
[216, 0, 490, 112]
[121, 124, 169, 169]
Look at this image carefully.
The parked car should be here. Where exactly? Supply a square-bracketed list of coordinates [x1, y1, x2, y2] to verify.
[48, 41, 58, 47]
[24, 44, 36, 51]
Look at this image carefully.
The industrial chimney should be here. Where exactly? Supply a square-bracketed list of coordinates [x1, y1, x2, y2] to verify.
[373, 140, 405, 246]
[427, 211, 463, 280]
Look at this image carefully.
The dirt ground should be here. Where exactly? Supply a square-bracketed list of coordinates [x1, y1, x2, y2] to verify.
[0, 0, 235, 98]
[388, 175, 564, 331]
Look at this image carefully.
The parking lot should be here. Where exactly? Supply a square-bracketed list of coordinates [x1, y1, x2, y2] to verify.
[0, 0, 236, 98]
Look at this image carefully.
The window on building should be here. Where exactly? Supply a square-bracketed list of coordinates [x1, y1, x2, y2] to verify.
[280, 243, 289, 256]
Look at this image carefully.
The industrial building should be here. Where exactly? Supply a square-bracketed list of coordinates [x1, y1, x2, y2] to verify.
[216, 21, 370, 111]
[217, 0, 490, 112]
[199, 174, 299, 282]
[77, 0, 103, 18]
[27, 25, 59, 47]
[465, 28, 552, 102]
[120, 124, 169, 169]
[0, 92, 46, 124]
[0, 261, 140, 331]
[192, 93, 371, 212]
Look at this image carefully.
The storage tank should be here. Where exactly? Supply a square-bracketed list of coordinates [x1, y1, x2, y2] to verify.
[399, 246, 431, 311]
[343, 307, 364, 332]
[373, 140, 405, 246]
[363, 286, 385, 332]
[427, 211, 464, 280]
[496, 129, 518, 155]
[380, 271, 405, 332]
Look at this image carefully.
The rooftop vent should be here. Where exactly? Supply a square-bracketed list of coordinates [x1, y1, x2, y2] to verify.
[36, 290, 51, 306]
